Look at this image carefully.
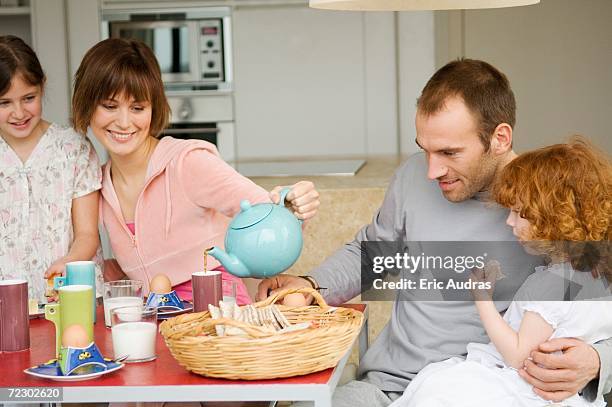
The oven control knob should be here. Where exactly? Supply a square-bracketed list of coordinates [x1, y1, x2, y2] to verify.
[179, 109, 190, 120]
[207, 61, 215, 68]
[207, 40, 214, 48]
[178, 100, 192, 120]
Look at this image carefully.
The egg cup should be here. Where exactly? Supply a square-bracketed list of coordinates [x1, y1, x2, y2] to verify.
[58, 342, 106, 375]
[145, 290, 184, 311]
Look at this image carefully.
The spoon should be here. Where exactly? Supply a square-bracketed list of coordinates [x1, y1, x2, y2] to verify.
[112, 354, 130, 363]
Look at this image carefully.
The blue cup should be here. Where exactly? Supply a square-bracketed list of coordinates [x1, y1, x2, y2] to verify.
[54, 261, 97, 323]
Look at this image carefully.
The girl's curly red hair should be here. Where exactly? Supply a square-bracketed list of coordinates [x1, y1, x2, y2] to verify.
[493, 136, 611, 279]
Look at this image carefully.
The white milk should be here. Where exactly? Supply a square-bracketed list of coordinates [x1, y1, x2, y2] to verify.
[104, 296, 143, 327]
[111, 321, 157, 362]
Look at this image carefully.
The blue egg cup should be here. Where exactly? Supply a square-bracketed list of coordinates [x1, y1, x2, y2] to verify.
[58, 342, 106, 376]
[145, 290, 184, 311]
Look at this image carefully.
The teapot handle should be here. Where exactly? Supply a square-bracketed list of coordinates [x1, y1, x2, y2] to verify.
[278, 187, 291, 207]
[278, 187, 303, 224]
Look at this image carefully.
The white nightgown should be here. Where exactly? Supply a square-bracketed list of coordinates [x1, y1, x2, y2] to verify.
[390, 263, 612, 407]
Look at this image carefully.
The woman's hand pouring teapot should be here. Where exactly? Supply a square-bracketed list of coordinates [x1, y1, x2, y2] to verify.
[207, 188, 303, 279]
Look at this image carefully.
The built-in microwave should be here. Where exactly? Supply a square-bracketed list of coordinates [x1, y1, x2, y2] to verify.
[103, 7, 232, 91]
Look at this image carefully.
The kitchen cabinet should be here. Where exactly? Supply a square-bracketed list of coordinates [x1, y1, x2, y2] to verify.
[233, 6, 368, 159]
[232, 6, 401, 159]
[232, 6, 434, 160]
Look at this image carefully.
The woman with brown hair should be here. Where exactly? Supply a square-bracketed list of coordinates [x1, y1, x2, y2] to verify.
[72, 38, 320, 303]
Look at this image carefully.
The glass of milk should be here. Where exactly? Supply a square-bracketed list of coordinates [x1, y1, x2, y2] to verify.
[103, 280, 144, 327]
[111, 305, 157, 363]
[222, 279, 237, 304]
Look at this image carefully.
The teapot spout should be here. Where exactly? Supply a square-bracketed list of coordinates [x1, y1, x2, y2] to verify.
[207, 247, 251, 278]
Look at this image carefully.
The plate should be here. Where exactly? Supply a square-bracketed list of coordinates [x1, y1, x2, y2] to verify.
[157, 301, 193, 320]
[24, 359, 124, 382]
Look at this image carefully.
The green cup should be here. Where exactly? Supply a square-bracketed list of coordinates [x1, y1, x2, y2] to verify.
[54, 261, 97, 323]
[45, 285, 94, 357]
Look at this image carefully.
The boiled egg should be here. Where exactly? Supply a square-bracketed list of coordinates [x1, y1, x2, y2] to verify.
[149, 274, 172, 294]
[282, 292, 309, 307]
[62, 324, 90, 348]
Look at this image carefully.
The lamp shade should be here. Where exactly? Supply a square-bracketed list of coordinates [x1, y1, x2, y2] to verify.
[309, 0, 540, 10]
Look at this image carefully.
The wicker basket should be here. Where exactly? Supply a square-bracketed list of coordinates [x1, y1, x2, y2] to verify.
[159, 287, 364, 380]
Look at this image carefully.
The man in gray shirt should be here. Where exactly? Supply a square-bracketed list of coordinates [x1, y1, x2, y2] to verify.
[258, 59, 610, 406]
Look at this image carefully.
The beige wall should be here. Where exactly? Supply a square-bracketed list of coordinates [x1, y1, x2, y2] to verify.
[436, 0, 611, 154]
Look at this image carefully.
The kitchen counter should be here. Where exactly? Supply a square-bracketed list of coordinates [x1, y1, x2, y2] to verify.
[244, 155, 404, 191]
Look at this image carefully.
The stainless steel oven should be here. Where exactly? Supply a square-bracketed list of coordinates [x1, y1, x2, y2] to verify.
[164, 94, 236, 162]
[103, 7, 236, 162]
[103, 7, 232, 91]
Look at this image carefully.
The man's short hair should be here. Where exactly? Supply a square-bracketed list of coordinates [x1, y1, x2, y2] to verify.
[417, 58, 516, 150]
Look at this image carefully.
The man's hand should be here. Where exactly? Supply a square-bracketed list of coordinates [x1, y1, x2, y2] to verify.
[518, 338, 600, 402]
[256, 274, 312, 302]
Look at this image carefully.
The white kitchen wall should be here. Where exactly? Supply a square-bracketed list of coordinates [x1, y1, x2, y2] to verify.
[65, 0, 109, 162]
[436, 0, 611, 154]
[397, 11, 435, 156]
[66, 0, 101, 84]
[363, 12, 398, 156]
[30, 0, 70, 126]
[232, 5, 435, 159]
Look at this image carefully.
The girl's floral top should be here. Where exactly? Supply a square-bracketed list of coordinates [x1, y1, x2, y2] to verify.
[0, 123, 103, 302]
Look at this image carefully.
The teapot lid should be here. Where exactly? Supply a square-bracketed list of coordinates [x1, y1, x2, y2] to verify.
[229, 200, 273, 229]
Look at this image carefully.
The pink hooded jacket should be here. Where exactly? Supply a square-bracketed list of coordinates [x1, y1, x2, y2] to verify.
[100, 137, 270, 295]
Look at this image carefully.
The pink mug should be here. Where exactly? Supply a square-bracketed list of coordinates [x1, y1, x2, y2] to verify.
[192, 271, 222, 312]
[0, 279, 30, 352]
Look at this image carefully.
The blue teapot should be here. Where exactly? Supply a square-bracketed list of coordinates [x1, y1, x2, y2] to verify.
[207, 188, 303, 278]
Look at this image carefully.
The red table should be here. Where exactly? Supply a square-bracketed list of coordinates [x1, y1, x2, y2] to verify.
[0, 304, 367, 406]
